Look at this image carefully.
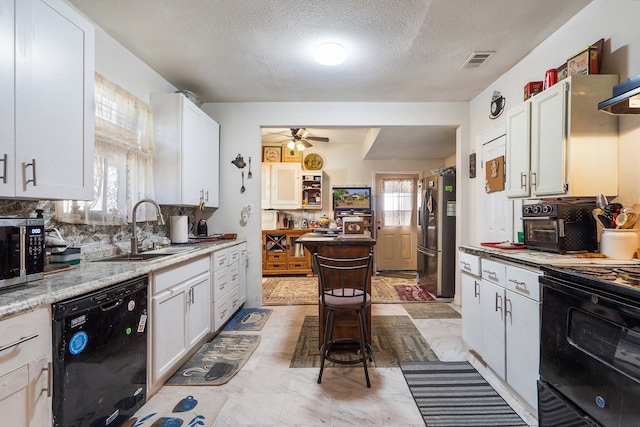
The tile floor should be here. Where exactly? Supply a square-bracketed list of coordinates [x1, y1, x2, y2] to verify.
[148, 302, 539, 426]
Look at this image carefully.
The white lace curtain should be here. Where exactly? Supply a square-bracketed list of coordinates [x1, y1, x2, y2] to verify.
[379, 178, 415, 226]
[56, 73, 156, 224]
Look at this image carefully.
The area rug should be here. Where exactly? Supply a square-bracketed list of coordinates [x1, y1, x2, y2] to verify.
[126, 393, 227, 427]
[290, 315, 438, 368]
[400, 361, 527, 427]
[223, 308, 272, 331]
[402, 303, 461, 319]
[263, 276, 435, 305]
[166, 334, 260, 386]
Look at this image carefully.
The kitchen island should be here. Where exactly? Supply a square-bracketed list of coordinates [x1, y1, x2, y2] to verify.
[298, 232, 376, 347]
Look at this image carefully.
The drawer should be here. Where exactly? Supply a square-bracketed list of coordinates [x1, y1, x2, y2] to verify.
[229, 244, 240, 264]
[266, 252, 286, 261]
[239, 242, 247, 258]
[154, 256, 209, 294]
[481, 258, 506, 286]
[228, 261, 239, 288]
[228, 286, 241, 315]
[212, 266, 230, 299]
[459, 252, 480, 276]
[212, 249, 228, 272]
[265, 261, 287, 271]
[0, 307, 51, 377]
[287, 260, 310, 271]
[506, 265, 542, 302]
[213, 292, 231, 331]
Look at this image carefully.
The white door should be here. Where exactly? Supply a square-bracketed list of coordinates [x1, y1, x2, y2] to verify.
[186, 272, 211, 348]
[505, 102, 531, 198]
[375, 173, 418, 271]
[461, 272, 483, 354]
[479, 133, 513, 243]
[152, 284, 187, 382]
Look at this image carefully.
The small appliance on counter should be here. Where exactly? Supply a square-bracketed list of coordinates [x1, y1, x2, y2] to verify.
[0, 217, 45, 289]
[197, 219, 208, 236]
[522, 200, 597, 253]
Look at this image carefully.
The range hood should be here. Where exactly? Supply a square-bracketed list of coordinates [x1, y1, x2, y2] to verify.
[598, 74, 640, 114]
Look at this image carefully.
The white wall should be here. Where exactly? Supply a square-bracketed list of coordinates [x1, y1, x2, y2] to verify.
[203, 102, 469, 308]
[467, 0, 640, 245]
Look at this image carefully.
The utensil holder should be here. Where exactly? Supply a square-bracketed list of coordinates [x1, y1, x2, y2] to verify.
[600, 229, 639, 260]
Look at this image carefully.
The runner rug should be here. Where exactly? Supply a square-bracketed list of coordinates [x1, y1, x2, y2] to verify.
[290, 315, 438, 368]
[263, 276, 435, 305]
[223, 308, 272, 331]
[166, 334, 260, 386]
[127, 393, 227, 427]
[402, 303, 461, 319]
[400, 361, 527, 427]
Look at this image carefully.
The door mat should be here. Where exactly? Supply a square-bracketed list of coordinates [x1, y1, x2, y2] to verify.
[394, 285, 436, 302]
[126, 393, 227, 427]
[223, 308, 272, 331]
[263, 276, 435, 305]
[166, 334, 260, 386]
[402, 303, 461, 319]
[400, 361, 527, 427]
[290, 315, 438, 368]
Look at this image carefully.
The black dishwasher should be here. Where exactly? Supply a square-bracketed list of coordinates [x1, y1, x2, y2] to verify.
[52, 276, 148, 427]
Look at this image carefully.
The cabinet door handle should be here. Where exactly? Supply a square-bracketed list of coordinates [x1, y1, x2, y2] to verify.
[530, 171, 537, 190]
[520, 172, 527, 190]
[24, 158, 37, 188]
[0, 333, 38, 352]
[495, 292, 503, 316]
[0, 153, 7, 184]
[205, 190, 209, 202]
[43, 362, 52, 398]
[505, 297, 513, 323]
[474, 280, 480, 298]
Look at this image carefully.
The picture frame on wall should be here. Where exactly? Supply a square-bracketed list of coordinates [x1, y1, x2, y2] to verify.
[262, 146, 281, 162]
[281, 145, 301, 163]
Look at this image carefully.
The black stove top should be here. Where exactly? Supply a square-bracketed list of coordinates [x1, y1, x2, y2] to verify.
[541, 265, 640, 302]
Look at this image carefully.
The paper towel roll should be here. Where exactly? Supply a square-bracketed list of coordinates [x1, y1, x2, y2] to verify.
[170, 216, 188, 243]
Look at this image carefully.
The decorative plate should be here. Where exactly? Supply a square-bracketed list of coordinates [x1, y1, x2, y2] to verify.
[303, 153, 323, 170]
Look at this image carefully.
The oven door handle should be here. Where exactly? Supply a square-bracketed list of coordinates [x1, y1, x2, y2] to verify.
[522, 216, 553, 220]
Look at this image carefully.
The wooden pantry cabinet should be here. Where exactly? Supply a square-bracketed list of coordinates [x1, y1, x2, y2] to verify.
[262, 229, 312, 275]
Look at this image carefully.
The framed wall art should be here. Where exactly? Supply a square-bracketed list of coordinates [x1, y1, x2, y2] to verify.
[281, 145, 301, 163]
[262, 146, 281, 163]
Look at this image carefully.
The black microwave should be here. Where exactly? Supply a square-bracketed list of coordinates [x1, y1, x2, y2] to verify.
[522, 201, 597, 254]
[0, 217, 45, 289]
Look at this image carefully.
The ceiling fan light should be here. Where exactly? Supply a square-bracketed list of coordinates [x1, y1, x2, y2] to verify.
[314, 42, 346, 66]
[296, 141, 306, 151]
[287, 140, 296, 150]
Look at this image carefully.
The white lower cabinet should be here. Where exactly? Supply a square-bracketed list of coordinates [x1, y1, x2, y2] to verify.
[0, 307, 52, 426]
[151, 256, 211, 388]
[211, 242, 247, 331]
[460, 252, 482, 354]
[472, 256, 541, 411]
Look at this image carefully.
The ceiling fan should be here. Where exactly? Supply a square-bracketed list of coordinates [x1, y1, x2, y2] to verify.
[272, 128, 330, 151]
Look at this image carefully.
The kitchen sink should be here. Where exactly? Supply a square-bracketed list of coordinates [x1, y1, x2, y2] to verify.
[94, 246, 196, 262]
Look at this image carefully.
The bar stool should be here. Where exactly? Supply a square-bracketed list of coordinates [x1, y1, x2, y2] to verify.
[313, 253, 374, 387]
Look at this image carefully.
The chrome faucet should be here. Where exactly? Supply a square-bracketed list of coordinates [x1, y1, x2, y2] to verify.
[130, 198, 166, 254]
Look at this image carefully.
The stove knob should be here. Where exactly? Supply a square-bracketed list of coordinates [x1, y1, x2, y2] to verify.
[523, 206, 533, 214]
[533, 205, 543, 214]
[542, 204, 553, 214]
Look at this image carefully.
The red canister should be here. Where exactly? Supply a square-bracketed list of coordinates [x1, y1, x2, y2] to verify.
[544, 68, 558, 89]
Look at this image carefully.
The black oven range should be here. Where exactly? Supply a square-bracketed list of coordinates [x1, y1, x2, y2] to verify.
[538, 264, 640, 427]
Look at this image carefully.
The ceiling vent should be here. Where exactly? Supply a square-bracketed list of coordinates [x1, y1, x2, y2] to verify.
[461, 51, 495, 69]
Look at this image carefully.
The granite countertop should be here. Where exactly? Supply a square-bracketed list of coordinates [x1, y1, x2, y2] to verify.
[0, 240, 244, 321]
[298, 232, 376, 245]
[460, 244, 640, 269]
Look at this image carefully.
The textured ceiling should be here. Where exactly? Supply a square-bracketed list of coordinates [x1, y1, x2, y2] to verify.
[69, 0, 592, 159]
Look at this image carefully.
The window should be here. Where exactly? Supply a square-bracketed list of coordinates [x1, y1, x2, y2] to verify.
[380, 178, 415, 226]
[57, 74, 156, 224]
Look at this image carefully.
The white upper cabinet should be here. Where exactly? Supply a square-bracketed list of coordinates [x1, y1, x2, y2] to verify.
[1, 0, 95, 200]
[261, 162, 301, 209]
[506, 74, 619, 199]
[151, 93, 220, 207]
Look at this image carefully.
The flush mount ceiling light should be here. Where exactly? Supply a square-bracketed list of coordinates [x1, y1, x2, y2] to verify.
[314, 42, 346, 66]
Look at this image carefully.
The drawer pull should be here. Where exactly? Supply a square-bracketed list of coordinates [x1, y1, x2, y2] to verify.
[508, 279, 529, 293]
[0, 333, 38, 352]
[461, 261, 471, 270]
[483, 269, 498, 280]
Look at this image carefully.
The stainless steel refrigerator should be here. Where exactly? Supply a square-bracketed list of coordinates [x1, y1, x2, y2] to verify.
[417, 169, 456, 297]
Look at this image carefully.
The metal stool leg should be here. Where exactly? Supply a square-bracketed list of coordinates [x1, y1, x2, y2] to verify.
[318, 309, 334, 384]
[356, 308, 371, 387]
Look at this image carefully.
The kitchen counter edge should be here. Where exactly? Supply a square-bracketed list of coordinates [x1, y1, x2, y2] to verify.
[0, 240, 245, 321]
